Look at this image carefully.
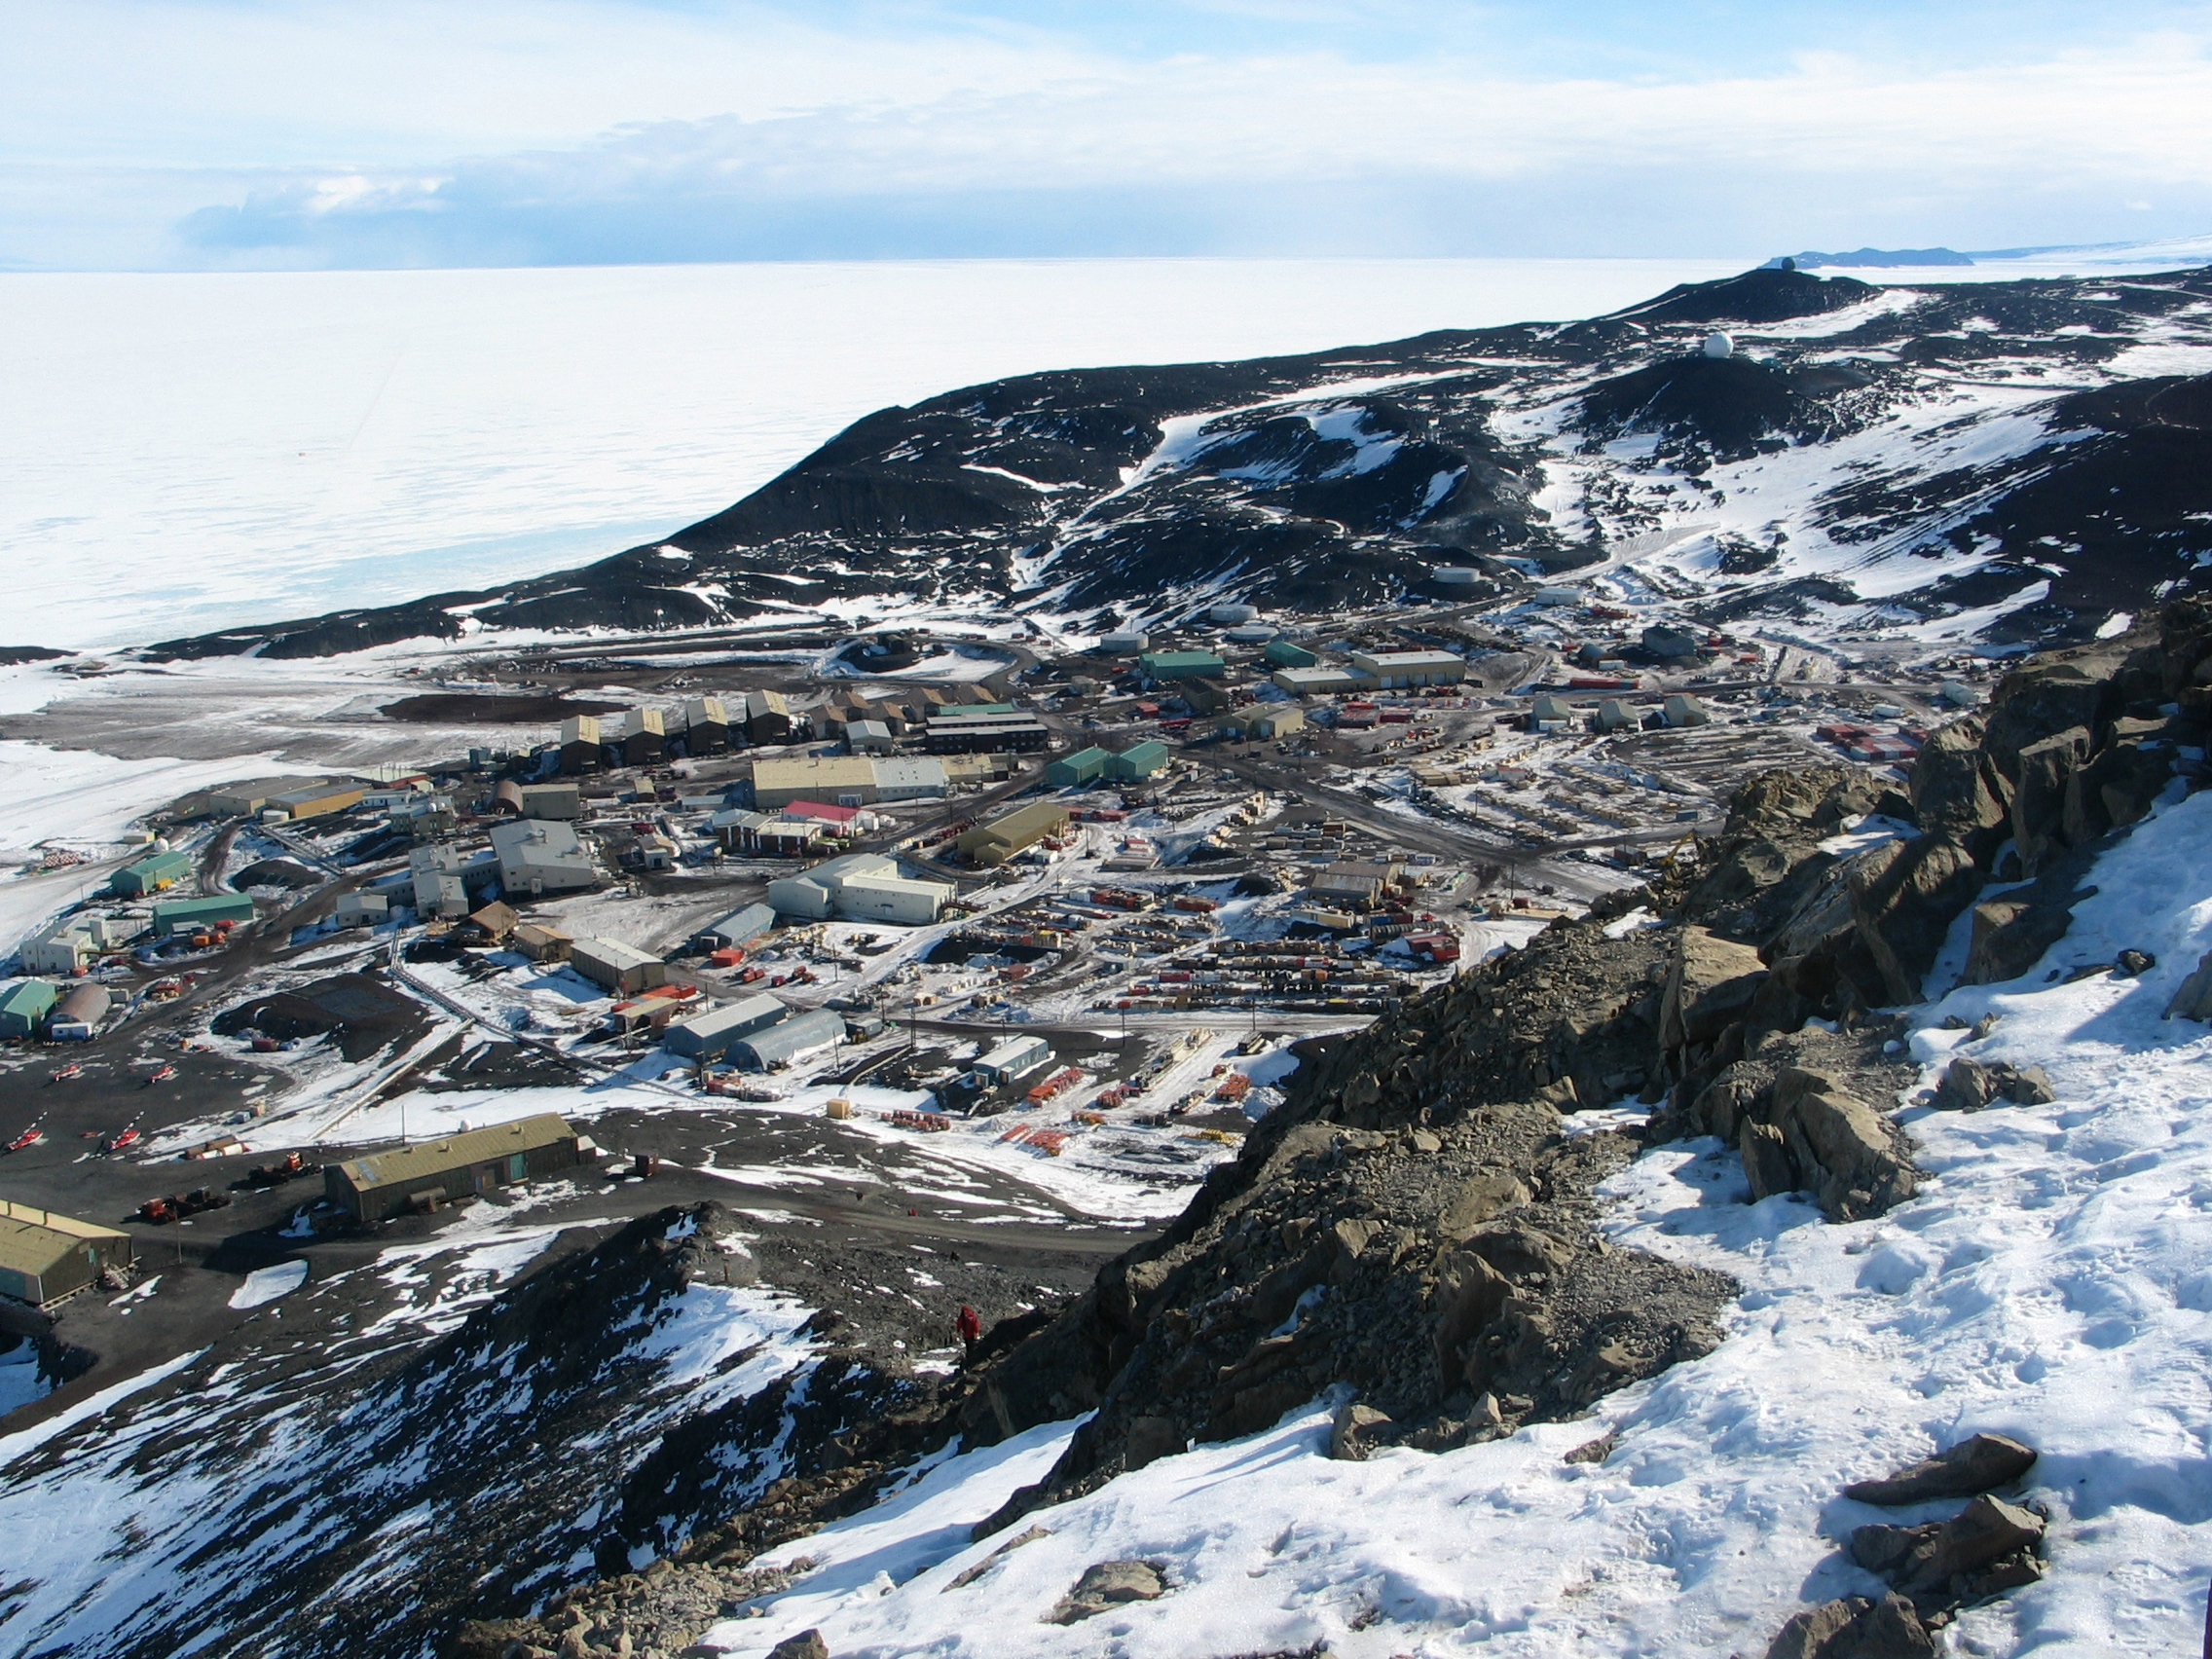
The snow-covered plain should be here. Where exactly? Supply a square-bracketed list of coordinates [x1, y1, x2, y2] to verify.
[691, 790, 2212, 1659]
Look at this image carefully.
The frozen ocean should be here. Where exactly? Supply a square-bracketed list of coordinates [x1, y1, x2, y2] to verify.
[11, 247, 2206, 653]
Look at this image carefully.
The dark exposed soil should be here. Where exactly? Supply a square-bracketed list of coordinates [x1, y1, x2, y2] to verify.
[381, 692, 626, 723]
[210, 973, 428, 1061]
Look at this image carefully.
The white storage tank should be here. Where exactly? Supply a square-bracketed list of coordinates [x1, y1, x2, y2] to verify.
[1098, 632, 1151, 654]
[1207, 603, 1259, 624]
[1223, 625, 1277, 644]
[1428, 566, 1485, 588]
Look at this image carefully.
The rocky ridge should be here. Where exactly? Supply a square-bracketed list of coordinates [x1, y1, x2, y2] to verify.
[141, 264, 2212, 661]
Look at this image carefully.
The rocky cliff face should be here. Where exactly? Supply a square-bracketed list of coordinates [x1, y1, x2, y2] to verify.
[144, 265, 2212, 660]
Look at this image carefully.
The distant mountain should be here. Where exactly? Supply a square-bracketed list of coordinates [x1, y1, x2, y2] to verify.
[1765, 247, 1975, 269]
[147, 260, 2212, 662]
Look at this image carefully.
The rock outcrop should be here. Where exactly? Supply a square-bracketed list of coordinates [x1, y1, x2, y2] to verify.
[1766, 1435, 2045, 1657]
[1842, 1432, 2038, 1504]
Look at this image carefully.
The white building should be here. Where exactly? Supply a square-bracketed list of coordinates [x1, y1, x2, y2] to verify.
[974, 1035, 1052, 1086]
[333, 893, 389, 928]
[408, 844, 473, 917]
[833, 871, 955, 926]
[19, 913, 122, 975]
[489, 819, 598, 897]
[869, 757, 949, 802]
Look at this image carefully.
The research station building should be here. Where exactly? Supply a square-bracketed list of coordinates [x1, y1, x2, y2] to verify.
[324, 1114, 594, 1223]
[0, 1200, 134, 1307]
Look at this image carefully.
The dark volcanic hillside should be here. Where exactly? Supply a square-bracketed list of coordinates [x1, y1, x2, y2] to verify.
[146, 265, 2212, 661]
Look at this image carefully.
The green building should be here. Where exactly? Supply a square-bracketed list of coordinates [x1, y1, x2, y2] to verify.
[1138, 650, 1226, 681]
[1104, 740, 1170, 780]
[0, 979, 57, 1039]
[1263, 638, 1319, 669]
[111, 849, 193, 897]
[1046, 746, 1112, 788]
[150, 894, 256, 938]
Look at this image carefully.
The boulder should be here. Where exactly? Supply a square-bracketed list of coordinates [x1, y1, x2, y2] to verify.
[1050, 1560, 1165, 1624]
[1329, 1402, 1393, 1461]
[1930, 1058, 2056, 1111]
[1847, 835, 1984, 1004]
[2167, 950, 2212, 1022]
[1890, 1494, 2045, 1604]
[1122, 1416, 1183, 1469]
[1689, 1062, 1771, 1144]
[1770, 1067, 1916, 1221]
[1842, 1431, 2037, 1504]
[1661, 927, 1772, 1050]
[2008, 726, 2089, 874]
[765, 1635, 828, 1659]
[1981, 658, 2120, 788]
[2100, 740, 2183, 830]
[1437, 1172, 1532, 1241]
[1431, 1249, 1510, 1380]
[1961, 891, 2079, 985]
[1741, 1120, 1797, 1201]
[1906, 715, 2008, 847]
[1764, 1593, 1936, 1659]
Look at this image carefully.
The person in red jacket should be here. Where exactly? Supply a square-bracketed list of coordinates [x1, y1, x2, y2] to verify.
[956, 1304, 982, 1366]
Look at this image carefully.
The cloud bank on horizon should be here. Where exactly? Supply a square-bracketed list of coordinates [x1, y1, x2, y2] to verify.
[6, 0, 2212, 271]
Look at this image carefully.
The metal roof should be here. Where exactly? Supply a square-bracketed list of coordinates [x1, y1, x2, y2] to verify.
[331, 1114, 577, 1194]
[667, 993, 786, 1043]
[0, 979, 57, 1015]
[0, 1199, 129, 1278]
[572, 937, 662, 972]
[729, 1008, 846, 1067]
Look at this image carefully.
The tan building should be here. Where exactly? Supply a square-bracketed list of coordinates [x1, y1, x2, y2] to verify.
[1349, 649, 1467, 689]
[559, 715, 603, 774]
[956, 800, 1072, 866]
[323, 1115, 593, 1223]
[269, 783, 368, 820]
[0, 1200, 133, 1307]
[571, 937, 667, 995]
[751, 756, 879, 810]
[513, 923, 573, 963]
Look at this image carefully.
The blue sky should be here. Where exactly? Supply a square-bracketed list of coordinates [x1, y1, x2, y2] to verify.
[5, 0, 2211, 269]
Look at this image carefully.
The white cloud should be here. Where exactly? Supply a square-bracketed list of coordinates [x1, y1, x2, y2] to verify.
[6, 2, 2212, 267]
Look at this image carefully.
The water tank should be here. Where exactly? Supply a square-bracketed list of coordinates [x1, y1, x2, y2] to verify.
[1223, 625, 1277, 644]
[1703, 332, 1735, 359]
[1208, 604, 1259, 625]
[1429, 566, 1485, 588]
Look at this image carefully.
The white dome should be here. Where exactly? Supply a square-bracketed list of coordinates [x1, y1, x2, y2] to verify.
[1702, 331, 1735, 359]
